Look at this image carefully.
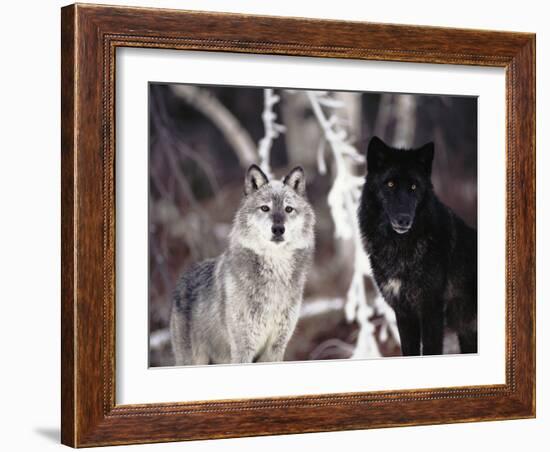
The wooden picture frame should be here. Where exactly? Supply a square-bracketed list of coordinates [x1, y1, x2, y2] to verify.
[61, 3, 535, 447]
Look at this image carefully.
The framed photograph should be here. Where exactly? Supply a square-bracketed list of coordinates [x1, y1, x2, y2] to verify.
[61, 3, 536, 447]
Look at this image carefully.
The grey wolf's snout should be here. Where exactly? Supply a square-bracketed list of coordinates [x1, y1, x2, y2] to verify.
[391, 214, 413, 234]
[272, 224, 285, 241]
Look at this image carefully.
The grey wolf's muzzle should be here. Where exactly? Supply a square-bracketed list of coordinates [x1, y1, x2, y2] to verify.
[271, 224, 285, 242]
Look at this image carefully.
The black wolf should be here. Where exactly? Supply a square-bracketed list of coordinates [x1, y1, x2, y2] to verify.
[358, 136, 477, 356]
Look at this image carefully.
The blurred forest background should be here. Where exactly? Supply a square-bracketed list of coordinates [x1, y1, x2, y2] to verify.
[148, 83, 477, 367]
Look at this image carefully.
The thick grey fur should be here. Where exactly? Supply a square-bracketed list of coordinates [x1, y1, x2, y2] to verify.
[170, 165, 316, 365]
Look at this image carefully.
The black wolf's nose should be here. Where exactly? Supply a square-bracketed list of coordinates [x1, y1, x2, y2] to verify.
[272, 224, 285, 236]
[395, 214, 412, 229]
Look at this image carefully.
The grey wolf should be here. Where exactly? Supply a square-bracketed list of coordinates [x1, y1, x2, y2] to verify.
[358, 136, 477, 356]
[170, 164, 316, 365]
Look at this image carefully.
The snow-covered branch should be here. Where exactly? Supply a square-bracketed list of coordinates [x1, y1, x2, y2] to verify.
[307, 91, 398, 358]
[257, 89, 286, 177]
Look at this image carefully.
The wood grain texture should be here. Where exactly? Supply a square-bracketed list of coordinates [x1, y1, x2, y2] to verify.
[60, 5, 76, 446]
[60, 3, 536, 447]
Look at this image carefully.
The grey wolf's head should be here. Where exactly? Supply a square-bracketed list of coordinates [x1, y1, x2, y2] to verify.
[366, 136, 434, 234]
[231, 165, 315, 252]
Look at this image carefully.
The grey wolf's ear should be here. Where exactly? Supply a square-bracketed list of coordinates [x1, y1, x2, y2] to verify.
[283, 166, 306, 196]
[367, 136, 390, 173]
[245, 164, 269, 195]
[416, 142, 434, 175]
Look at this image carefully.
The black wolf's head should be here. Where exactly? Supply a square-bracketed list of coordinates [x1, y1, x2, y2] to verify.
[366, 136, 434, 234]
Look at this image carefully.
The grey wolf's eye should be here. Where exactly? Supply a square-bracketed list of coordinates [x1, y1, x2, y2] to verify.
[285, 206, 294, 213]
[411, 184, 417, 191]
[387, 180, 395, 188]
[260, 205, 270, 212]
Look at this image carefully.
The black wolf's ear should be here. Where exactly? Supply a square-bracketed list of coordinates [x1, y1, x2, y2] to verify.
[367, 136, 390, 173]
[283, 166, 306, 196]
[244, 164, 269, 195]
[416, 142, 435, 175]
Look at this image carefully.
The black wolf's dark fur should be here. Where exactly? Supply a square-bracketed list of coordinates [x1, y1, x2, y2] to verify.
[358, 137, 477, 356]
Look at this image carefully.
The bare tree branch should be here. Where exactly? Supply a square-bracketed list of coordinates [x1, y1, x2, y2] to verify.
[373, 93, 393, 138]
[309, 338, 354, 360]
[392, 94, 417, 147]
[170, 85, 257, 167]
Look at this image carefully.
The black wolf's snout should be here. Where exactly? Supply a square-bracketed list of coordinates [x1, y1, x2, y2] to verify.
[272, 224, 285, 237]
[395, 214, 412, 229]
[391, 214, 413, 234]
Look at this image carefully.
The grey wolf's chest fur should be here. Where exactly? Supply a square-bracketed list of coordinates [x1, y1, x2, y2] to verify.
[221, 246, 310, 326]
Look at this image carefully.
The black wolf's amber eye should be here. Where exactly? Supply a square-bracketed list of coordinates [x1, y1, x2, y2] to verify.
[285, 206, 294, 213]
[260, 205, 270, 212]
[387, 180, 395, 188]
[411, 184, 417, 191]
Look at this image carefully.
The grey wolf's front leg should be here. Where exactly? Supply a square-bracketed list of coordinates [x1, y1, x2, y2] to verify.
[229, 338, 257, 364]
[256, 316, 297, 363]
[256, 343, 287, 363]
